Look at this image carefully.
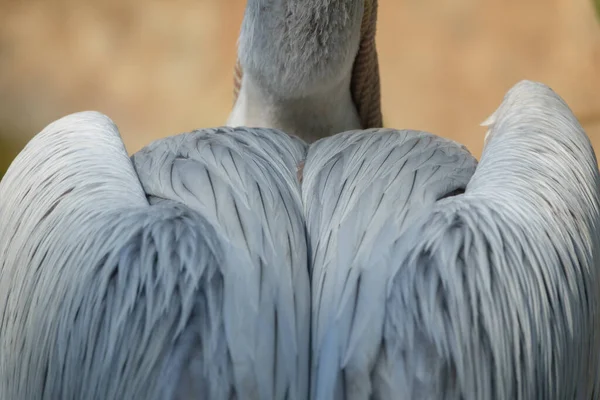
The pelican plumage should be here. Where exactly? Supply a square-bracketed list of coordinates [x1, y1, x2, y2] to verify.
[1, 0, 599, 397]
[303, 80, 600, 399]
[0, 113, 310, 399]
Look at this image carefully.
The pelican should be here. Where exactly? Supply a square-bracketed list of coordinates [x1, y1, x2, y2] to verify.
[1, 0, 600, 397]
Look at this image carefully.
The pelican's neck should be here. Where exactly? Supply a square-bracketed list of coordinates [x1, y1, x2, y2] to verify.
[227, 71, 361, 142]
[228, 0, 365, 141]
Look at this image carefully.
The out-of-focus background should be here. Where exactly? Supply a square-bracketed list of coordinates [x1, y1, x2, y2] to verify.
[1, 0, 600, 178]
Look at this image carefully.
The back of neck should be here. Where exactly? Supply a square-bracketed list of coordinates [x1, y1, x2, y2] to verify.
[227, 72, 361, 142]
[227, 0, 365, 141]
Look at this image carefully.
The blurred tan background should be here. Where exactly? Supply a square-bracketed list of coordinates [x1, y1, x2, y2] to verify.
[1, 0, 600, 178]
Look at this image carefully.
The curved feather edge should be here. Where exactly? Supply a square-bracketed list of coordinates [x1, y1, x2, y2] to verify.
[303, 129, 477, 400]
[382, 81, 600, 399]
[0, 113, 310, 400]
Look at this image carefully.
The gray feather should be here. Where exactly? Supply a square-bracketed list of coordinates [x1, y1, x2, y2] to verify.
[132, 126, 310, 400]
[0, 113, 310, 400]
[239, 0, 363, 98]
[382, 80, 600, 399]
[302, 128, 477, 399]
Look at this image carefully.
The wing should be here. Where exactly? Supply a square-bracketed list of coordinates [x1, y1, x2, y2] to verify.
[131, 126, 310, 400]
[301, 128, 477, 399]
[382, 81, 600, 399]
[0, 113, 309, 400]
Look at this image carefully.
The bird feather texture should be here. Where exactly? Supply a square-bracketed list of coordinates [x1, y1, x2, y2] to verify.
[0, 113, 310, 400]
[1, 80, 599, 400]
